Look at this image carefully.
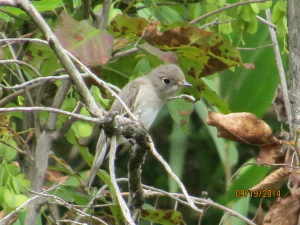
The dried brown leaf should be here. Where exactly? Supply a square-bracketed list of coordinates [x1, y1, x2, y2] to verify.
[45, 169, 68, 184]
[257, 143, 284, 164]
[252, 199, 264, 225]
[251, 167, 290, 191]
[206, 111, 280, 145]
[263, 195, 300, 225]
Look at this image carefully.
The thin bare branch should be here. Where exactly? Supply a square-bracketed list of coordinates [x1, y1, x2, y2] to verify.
[238, 43, 276, 51]
[199, 18, 236, 29]
[0, 74, 87, 90]
[266, 9, 292, 132]
[147, 135, 201, 212]
[109, 136, 135, 225]
[0, 59, 42, 77]
[26, 188, 108, 225]
[168, 94, 196, 103]
[0, 0, 18, 7]
[112, 47, 139, 59]
[256, 15, 276, 28]
[98, 178, 256, 225]
[0, 107, 101, 123]
[0, 82, 41, 107]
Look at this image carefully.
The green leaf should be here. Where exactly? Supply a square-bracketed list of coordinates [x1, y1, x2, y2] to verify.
[277, 1, 287, 12]
[61, 97, 77, 111]
[230, 197, 250, 225]
[240, 5, 256, 22]
[258, 1, 273, 10]
[231, 16, 245, 33]
[205, 3, 218, 22]
[250, 3, 260, 14]
[22, 39, 62, 77]
[218, 0, 226, 7]
[72, 0, 81, 8]
[219, 159, 270, 203]
[182, 74, 230, 113]
[0, 139, 17, 161]
[33, 0, 63, 13]
[72, 121, 93, 138]
[3, 189, 28, 208]
[167, 99, 194, 131]
[271, 3, 285, 24]
[168, 123, 188, 193]
[219, 21, 233, 35]
[246, 18, 258, 35]
[0, 187, 5, 203]
[108, 14, 148, 37]
[14, 174, 30, 193]
[57, 186, 88, 205]
[276, 17, 288, 37]
[219, 25, 280, 117]
[141, 209, 186, 225]
[195, 100, 238, 168]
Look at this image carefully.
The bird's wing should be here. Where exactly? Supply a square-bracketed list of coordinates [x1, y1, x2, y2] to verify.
[86, 129, 109, 189]
[110, 79, 142, 115]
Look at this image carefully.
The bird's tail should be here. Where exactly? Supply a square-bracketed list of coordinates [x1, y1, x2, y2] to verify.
[86, 130, 109, 190]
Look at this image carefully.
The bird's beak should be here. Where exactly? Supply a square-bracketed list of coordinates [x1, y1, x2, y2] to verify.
[179, 80, 192, 87]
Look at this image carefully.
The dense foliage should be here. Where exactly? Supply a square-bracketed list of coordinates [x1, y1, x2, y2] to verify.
[0, 0, 293, 225]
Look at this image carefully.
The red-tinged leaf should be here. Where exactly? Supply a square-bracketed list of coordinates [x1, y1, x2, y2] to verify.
[206, 111, 280, 145]
[54, 11, 114, 66]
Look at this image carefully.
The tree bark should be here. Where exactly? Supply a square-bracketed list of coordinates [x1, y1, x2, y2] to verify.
[287, 0, 300, 134]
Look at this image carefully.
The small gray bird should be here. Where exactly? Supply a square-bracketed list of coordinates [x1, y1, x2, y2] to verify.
[86, 64, 191, 189]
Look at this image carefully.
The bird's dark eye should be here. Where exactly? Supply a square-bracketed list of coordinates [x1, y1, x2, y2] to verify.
[162, 78, 171, 85]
